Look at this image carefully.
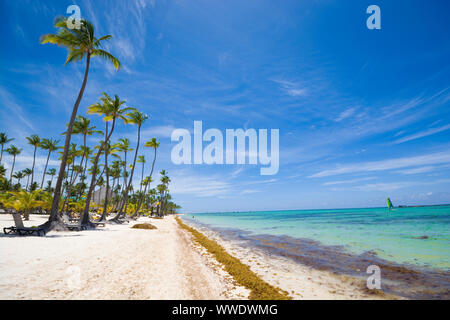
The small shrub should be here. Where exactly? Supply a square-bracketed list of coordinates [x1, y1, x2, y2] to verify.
[131, 223, 157, 230]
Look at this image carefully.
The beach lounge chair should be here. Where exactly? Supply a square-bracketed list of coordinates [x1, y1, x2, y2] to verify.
[90, 219, 106, 227]
[61, 215, 87, 231]
[3, 212, 46, 236]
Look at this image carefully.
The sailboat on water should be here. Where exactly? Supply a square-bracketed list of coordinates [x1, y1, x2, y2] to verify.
[386, 197, 394, 210]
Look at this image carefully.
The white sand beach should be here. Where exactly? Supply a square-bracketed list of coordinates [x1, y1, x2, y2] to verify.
[0, 214, 388, 300]
[0, 214, 247, 300]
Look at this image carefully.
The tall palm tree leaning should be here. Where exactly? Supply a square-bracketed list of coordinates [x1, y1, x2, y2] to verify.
[6, 145, 22, 181]
[26, 134, 41, 187]
[40, 17, 120, 229]
[40, 138, 60, 189]
[81, 94, 132, 226]
[115, 111, 148, 221]
[135, 138, 159, 215]
[0, 133, 14, 163]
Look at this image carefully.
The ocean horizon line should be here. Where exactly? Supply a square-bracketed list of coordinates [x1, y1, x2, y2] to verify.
[184, 203, 450, 215]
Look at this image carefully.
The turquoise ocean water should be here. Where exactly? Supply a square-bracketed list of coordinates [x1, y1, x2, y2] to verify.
[182, 205, 450, 271]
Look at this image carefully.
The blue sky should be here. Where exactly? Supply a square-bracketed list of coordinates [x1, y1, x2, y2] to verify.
[1, 0, 450, 213]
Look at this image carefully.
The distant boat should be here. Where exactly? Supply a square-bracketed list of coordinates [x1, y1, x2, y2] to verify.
[386, 197, 394, 210]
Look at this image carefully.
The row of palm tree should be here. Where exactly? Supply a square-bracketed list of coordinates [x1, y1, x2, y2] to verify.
[0, 103, 178, 223]
[0, 16, 180, 231]
[1, 133, 60, 190]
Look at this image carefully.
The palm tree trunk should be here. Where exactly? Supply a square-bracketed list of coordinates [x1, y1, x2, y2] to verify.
[31, 146, 37, 185]
[117, 152, 128, 216]
[40, 151, 51, 189]
[0, 145, 3, 163]
[139, 162, 145, 193]
[119, 125, 141, 219]
[62, 161, 76, 212]
[10, 155, 16, 181]
[47, 53, 91, 225]
[81, 119, 115, 225]
[135, 148, 157, 215]
[100, 122, 110, 221]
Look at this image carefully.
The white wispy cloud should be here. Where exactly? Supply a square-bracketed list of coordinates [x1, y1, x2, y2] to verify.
[397, 166, 436, 175]
[310, 151, 450, 178]
[323, 177, 376, 186]
[334, 107, 357, 122]
[355, 179, 450, 192]
[393, 124, 450, 144]
[273, 79, 308, 97]
[0, 87, 35, 132]
[3, 154, 60, 179]
[170, 172, 233, 197]
[140, 125, 177, 138]
[240, 189, 261, 195]
[356, 182, 412, 192]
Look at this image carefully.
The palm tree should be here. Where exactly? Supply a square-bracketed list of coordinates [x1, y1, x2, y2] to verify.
[98, 142, 120, 220]
[6, 145, 21, 181]
[22, 168, 32, 190]
[137, 155, 146, 194]
[86, 103, 114, 221]
[2, 190, 47, 221]
[0, 133, 14, 163]
[115, 138, 133, 199]
[40, 17, 121, 225]
[72, 116, 102, 172]
[159, 170, 171, 216]
[156, 183, 167, 217]
[136, 138, 159, 214]
[40, 138, 60, 189]
[119, 111, 148, 218]
[61, 143, 84, 211]
[12, 171, 25, 186]
[47, 168, 57, 188]
[0, 164, 7, 182]
[80, 146, 92, 184]
[81, 93, 132, 225]
[26, 134, 41, 186]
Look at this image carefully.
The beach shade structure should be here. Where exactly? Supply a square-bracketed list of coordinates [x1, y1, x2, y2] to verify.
[3, 212, 46, 236]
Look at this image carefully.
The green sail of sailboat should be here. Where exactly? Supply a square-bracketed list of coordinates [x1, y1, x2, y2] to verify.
[386, 197, 394, 209]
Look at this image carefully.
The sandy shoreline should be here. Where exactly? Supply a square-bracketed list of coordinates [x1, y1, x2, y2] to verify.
[0, 214, 387, 300]
[180, 218, 391, 300]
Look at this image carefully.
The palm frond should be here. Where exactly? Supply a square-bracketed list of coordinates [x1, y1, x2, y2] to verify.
[91, 49, 121, 70]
